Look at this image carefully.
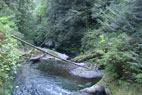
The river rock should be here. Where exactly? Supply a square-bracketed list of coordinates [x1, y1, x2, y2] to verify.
[70, 67, 104, 79]
[80, 84, 111, 95]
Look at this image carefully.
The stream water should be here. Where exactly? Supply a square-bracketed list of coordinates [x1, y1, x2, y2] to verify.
[12, 62, 100, 95]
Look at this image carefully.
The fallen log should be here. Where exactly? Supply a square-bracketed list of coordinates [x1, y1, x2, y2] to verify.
[12, 35, 91, 70]
[74, 52, 103, 62]
[30, 56, 41, 62]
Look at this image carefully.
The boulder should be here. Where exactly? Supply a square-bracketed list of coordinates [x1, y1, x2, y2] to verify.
[80, 85, 111, 95]
[70, 67, 104, 79]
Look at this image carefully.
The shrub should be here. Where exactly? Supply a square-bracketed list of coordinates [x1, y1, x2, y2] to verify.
[0, 16, 21, 95]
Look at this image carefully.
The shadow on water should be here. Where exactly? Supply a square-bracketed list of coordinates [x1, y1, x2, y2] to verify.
[12, 61, 101, 95]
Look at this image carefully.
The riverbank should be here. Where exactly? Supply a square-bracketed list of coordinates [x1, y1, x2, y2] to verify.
[94, 73, 142, 95]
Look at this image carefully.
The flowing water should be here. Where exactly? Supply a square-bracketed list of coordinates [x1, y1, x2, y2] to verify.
[12, 62, 100, 95]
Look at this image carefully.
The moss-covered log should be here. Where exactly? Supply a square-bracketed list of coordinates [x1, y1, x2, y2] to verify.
[74, 52, 103, 62]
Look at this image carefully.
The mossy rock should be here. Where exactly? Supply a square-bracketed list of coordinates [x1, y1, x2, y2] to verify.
[96, 74, 142, 95]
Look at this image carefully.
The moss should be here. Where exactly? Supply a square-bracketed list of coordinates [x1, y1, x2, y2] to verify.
[96, 74, 142, 95]
[74, 50, 104, 62]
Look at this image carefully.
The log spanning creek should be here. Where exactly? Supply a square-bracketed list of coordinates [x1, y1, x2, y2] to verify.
[12, 52, 104, 95]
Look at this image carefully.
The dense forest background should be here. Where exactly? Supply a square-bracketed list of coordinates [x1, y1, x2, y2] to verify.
[0, 0, 142, 95]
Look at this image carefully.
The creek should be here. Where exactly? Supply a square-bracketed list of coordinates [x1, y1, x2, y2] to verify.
[12, 52, 102, 95]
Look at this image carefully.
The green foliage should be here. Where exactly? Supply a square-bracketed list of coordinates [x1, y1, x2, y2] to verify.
[80, 0, 142, 84]
[0, 16, 21, 95]
[37, 4, 48, 17]
[33, 1, 49, 45]
[44, 0, 95, 53]
[10, 0, 49, 45]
